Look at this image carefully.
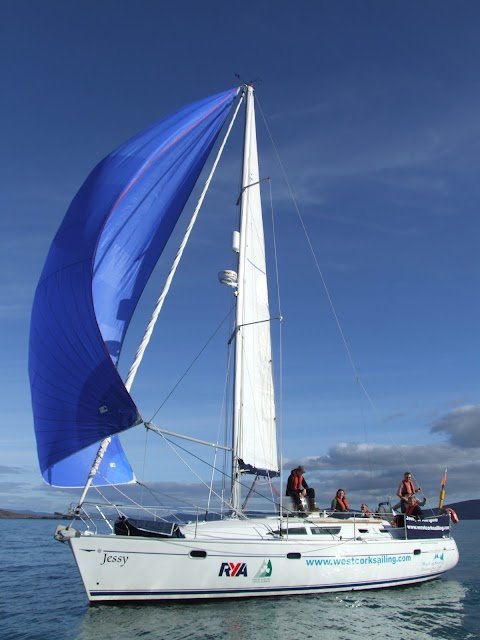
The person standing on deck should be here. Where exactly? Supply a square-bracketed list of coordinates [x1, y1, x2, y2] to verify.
[397, 471, 421, 513]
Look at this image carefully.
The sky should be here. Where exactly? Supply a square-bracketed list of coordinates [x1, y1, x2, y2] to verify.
[1, 1, 479, 515]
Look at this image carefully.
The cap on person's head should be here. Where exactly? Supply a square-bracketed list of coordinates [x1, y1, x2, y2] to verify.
[297, 465, 305, 473]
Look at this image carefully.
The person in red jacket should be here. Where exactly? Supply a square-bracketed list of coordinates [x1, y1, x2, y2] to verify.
[360, 503, 371, 517]
[331, 488, 350, 512]
[286, 465, 317, 512]
[396, 472, 421, 513]
[405, 495, 427, 518]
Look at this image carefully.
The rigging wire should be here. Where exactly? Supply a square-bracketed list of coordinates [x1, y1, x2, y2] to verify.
[207, 342, 233, 515]
[256, 96, 378, 415]
[90, 481, 172, 521]
[147, 305, 235, 422]
[146, 428, 285, 514]
[124, 91, 245, 394]
[268, 176, 284, 512]
[137, 308, 234, 514]
[255, 96, 419, 493]
[90, 470, 205, 522]
[143, 428, 229, 508]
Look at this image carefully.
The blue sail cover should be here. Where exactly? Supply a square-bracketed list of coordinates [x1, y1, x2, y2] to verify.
[29, 87, 240, 487]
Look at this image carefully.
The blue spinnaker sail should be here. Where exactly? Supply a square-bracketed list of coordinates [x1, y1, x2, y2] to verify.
[29, 87, 239, 486]
[43, 436, 135, 487]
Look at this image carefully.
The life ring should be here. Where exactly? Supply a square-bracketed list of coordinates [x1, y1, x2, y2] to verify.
[446, 508, 459, 524]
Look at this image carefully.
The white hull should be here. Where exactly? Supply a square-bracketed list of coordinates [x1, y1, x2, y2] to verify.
[64, 516, 459, 603]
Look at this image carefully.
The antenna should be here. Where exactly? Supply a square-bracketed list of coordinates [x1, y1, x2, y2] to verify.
[234, 73, 262, 87]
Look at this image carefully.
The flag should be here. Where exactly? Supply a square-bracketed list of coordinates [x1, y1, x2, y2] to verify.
[438, 469, 447, 510]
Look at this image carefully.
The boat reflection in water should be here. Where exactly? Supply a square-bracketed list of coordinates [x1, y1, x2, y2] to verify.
[77, 578, 468, 640]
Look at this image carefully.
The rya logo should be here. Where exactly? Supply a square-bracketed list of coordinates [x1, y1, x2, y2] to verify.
[218, 562, 248, 577]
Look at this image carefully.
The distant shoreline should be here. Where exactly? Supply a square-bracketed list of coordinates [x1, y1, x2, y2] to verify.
[0, 509, 71, 520]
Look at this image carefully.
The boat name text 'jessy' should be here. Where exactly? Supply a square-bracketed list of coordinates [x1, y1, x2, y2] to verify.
[100, 554, 129, 567]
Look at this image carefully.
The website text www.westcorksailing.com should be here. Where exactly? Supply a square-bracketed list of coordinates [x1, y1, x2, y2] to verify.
[306, 554, 412, 567]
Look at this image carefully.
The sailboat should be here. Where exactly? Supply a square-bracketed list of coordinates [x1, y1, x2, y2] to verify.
[29, 84, 459, 603]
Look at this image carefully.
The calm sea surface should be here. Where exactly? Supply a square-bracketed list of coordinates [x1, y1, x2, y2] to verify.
[0, 519, 478, 640]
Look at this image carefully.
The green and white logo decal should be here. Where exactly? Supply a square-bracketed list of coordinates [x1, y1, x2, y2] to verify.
[253, 559, 273, 583]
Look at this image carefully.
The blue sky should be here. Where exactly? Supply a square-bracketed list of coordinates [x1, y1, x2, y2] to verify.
[1, 1, 479, 514]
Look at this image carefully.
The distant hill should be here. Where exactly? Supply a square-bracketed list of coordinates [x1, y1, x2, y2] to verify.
[1, 508, 39, 519]
[446, 499, 480, 520]
[0, 508, 57, 519]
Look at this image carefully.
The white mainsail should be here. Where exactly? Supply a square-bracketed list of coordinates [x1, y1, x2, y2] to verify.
[232, 86, 278, 505]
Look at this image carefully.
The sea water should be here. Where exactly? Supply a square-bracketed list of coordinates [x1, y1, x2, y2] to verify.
[0, 519, 478, 640]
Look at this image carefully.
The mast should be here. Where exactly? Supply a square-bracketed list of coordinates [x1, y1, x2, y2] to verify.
[231, 86, 252, 513]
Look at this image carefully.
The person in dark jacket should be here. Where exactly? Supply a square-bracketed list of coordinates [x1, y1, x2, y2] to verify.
[405, 495, 427, 518]
[286, 465, 317, 512]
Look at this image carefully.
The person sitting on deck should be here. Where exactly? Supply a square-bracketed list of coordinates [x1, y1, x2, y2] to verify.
[405, 495, 427, 519]
[360, 503, 371, 517]
[331, 489, 350, 513]
[286, 466, 318, 512]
